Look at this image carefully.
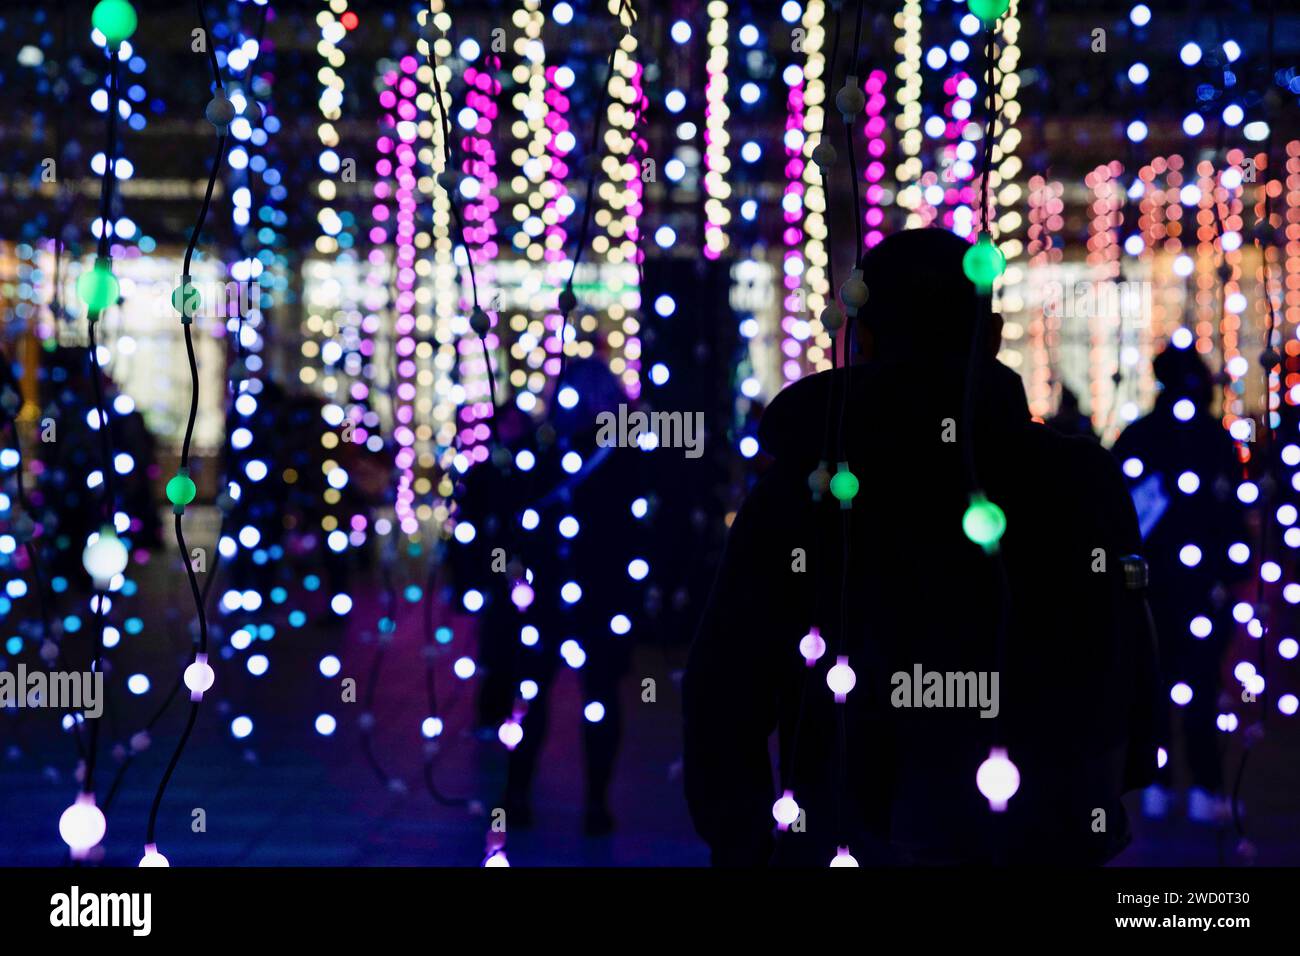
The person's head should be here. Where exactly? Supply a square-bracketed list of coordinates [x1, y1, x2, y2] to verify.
[855, 228, 1001, 361]
[1152, 342, 1213, 407]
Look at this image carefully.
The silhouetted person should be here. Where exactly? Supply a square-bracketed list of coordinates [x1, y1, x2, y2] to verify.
[1046, 385, 1098, 442]
[684, 228, 1158, 866]
[450, 359, 649, 835]
[1111, 344, 1248, 822]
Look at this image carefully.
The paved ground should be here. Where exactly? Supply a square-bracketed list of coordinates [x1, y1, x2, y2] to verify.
[2, 512, 1297, 867]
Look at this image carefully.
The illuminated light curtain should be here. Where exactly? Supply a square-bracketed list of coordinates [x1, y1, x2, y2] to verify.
[1085, 161, 1123, 436]
[990, 4, 1023, 317]
[416, 3, 467, 509]
[1135, 157, 1177, 411]
[702, 0, 731, 260]
[1215, 152, 1250, 440]
[893, 0, 923, 227]
[942, 71, 978, 234]
[780, 41, 808, 384]
[1252, 151, 1283, 434]
[861, 69, 888, 250]
[1192, 159, 1220, 364]
[1282, 141, 1300, 404]
[377, 58, 422, 535]
[594, 2, 645, 397]
[799, 0, 830, 375]
[88, 24, 146, 257]
[303, 0, 355, 412]
[1285, 142, 1300, 334]
[507, 0, 574, 400]
[1024, 175, 1062, 418]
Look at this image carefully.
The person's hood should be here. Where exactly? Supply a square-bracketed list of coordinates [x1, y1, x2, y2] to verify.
[757, 357, 1032, 464]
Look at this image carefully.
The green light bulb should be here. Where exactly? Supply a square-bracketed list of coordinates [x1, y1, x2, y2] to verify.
[963, 492, 1006, 553]
[76, 260, 119, 315]
[962, 235, 1006, 292]
[172, 282, 201, 321]
[830, 464, 859, 507]
[92, 0, 137, 48]
[166, 471, 197, 509]
[968, 0, 1011, 26]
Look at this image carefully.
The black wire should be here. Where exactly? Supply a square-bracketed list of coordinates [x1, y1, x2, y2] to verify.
[144, 0, 226, 849]
[554, 0, 635, 384]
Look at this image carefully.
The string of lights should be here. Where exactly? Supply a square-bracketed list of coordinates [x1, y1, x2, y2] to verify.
[58, 0, 139, 864]
[138, 0, 232, 867]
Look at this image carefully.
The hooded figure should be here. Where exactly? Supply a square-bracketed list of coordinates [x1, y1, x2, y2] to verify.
[683, 228, 1158, 866]
[1111, 344, 1248, 822]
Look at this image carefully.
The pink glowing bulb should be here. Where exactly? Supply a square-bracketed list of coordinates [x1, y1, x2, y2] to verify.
[799, 627, 826, 667]
[830, 846, 859, 867]
[138, 843, 170, 867]
[59, 792, 106, 858]
[772, 789, 801, 830]
[498, 720, 524, 751]
[976, 747, 1021, 812]
[826, 656, 856, 702]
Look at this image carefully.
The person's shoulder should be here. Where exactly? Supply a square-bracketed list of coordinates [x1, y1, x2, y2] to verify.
[756, 368, 841, 460]
[1020, 420, 1127, 488]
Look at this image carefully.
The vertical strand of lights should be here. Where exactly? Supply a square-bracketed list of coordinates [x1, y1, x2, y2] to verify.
[860, 70, 888, 250]
[950, 70, 981, 235]
[89, 20, 146, 261]
[1252, 152, 1283, 443]
[1135, 157, 1173, 413]
[587, 3, 642, 395]
[142, 0, 231, 866]
[594, 2, 645, 397]
[427, 8, 491, 471]
[781, 29, 808, 385]
[416, 4, 465, 500]
[304, 0, 353, 413]
[1217, 154, 1250, 441]
[1025, 175, 1062, 417]
[509, 0, 566, 392]
[219, 4, 281, 639]
[387, 59, 422, 536]
[1193, 160, 1219, 361]
[1084, 162, 1123, 437]
[799, 1, 829, 374]
[460, 34, 502, 287]
[893, 0, 923, 227]
[62, 0, 139, 864]
[990, 4, 1023, 319]
[702, 1, 731, 260]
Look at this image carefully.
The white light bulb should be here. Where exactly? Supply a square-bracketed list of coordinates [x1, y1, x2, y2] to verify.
[830, 846, 859, 867]
[184, 653, 215, 700]
[138, 843, 170, 867]
[772, 789, 801, 829]
[82, 526, 128, 585]
[59, 792, 106, 858]
[827, 656, 856, 702]
[498, 720, 523, 750]
[799, 627, 826, 667]
[976, 747, 1020, 812]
